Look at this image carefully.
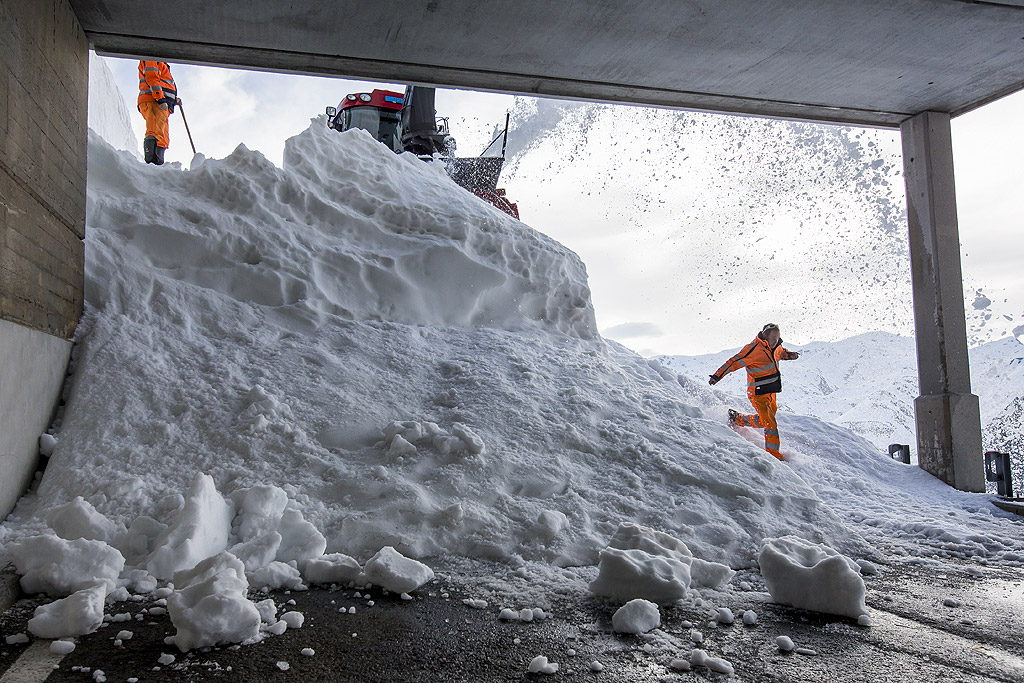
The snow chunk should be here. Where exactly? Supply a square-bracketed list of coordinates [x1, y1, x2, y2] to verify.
[248, 561, 306, 591]
[280, 611, 305, 629]
[50, 640, 76, 654]
[668, 658, 691, 671]
[742, 610, 758, 625]
[233, 485, 288, 541]
[229, 532, 282, 573]
[590, 522, 733, 603]
[715, 607, 735, 625]
[527, 655, 559, 674]
[611, 599, 661, 634]
[120, 568, 157, 594]
[146, 474, 234, 580]
[5, 633, 29, 645]
[166, 552, 260, 651]
[158, 653, 175, 665]
[856, 559, 878, 576]
[704, 656, 735, 675]
[301, 648, 315, 656]
[28, 584, 108, 638]
[759, 536, 867, 619]
[265, 620, 288, 636]
[255, 599, 277, 623]
[776, 635, 796, 652]
[363, 546, 434, 593]
[39, 433, 58, 457]
[45, 496, 124, 544]
[304, 553, 361, 585]
[690, 557, 737, 589]
[274, 509, 327, 569]
[8, 535, 125, 595]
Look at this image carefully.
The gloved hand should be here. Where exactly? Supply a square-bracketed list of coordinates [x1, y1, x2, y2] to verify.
[708, 374, 721, 386]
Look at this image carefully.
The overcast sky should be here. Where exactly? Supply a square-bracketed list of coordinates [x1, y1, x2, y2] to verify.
[101, 56, 1024, 356]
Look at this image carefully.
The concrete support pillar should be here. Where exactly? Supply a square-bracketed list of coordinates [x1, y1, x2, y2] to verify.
[900, 111, 984, 492]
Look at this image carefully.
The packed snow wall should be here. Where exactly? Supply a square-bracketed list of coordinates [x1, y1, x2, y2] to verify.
[1, 122, 866, 570]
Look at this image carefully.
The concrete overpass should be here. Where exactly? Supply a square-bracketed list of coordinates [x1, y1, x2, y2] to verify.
[3, 0, 1024, 516]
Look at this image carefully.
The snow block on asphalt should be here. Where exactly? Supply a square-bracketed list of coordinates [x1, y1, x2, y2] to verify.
[590, 522, 733, 603]
[28, 583, 108, 638]
[363, 546, 434, 594]
[167, 552, 260, 651]
[758, 535, 867, 619]
[8, 534, 125, 595]
[304, 553, 362, 585]
[612, 598, 661, 634]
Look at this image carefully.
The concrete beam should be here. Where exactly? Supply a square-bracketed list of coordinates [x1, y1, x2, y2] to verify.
[72, 0, 1024, 129]
[900, 111, 984, 492]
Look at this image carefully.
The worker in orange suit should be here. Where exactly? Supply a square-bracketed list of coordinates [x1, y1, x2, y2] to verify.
[137, 60, 180, 165]
[708, 323, 800, 461]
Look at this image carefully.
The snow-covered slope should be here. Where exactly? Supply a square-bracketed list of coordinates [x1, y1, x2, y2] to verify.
[87, 52, 138, 157]
[658, 331, 1024, 495]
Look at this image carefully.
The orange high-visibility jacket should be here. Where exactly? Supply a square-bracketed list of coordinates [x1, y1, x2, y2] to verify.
[138, 61, 177, 108]
[713, 333, 798, 398]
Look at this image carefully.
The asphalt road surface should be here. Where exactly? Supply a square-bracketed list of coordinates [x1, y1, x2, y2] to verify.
[1, 558, 1022, 682]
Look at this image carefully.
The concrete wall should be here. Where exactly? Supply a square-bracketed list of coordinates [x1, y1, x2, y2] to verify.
[0, 319, 71, 517]
[0, 0, 88, 519]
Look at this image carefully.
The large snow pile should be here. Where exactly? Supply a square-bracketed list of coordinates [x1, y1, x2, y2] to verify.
[0, 122, 861, 578]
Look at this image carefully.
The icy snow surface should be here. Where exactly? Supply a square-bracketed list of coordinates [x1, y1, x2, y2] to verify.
[661, 346, 1024, 564]
[0, 122, 862, 573]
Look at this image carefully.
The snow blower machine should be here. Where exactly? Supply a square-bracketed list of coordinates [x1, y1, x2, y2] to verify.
[326, 86, 519, 219]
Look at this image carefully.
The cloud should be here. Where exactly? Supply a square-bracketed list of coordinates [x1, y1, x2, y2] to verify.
[602, 322, 664, 339]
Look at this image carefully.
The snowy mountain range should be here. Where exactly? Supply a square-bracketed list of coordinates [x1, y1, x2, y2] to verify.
[657, 331, 1024, 495]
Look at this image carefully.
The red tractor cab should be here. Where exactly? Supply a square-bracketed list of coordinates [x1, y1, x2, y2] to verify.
[326, 89, 405, 153]
[325, 86, 519, 220]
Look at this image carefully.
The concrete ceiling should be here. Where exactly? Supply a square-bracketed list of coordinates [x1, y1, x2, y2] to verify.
[73, 0, 1024, 128]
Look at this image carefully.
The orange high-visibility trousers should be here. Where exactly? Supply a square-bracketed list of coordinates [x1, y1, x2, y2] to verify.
[735, 393, 781, 460]
[138, 101, 170, 149]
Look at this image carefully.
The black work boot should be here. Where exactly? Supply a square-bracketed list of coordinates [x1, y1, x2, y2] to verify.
[154, 145, 166, 165]
[143, 136, 157, 164]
